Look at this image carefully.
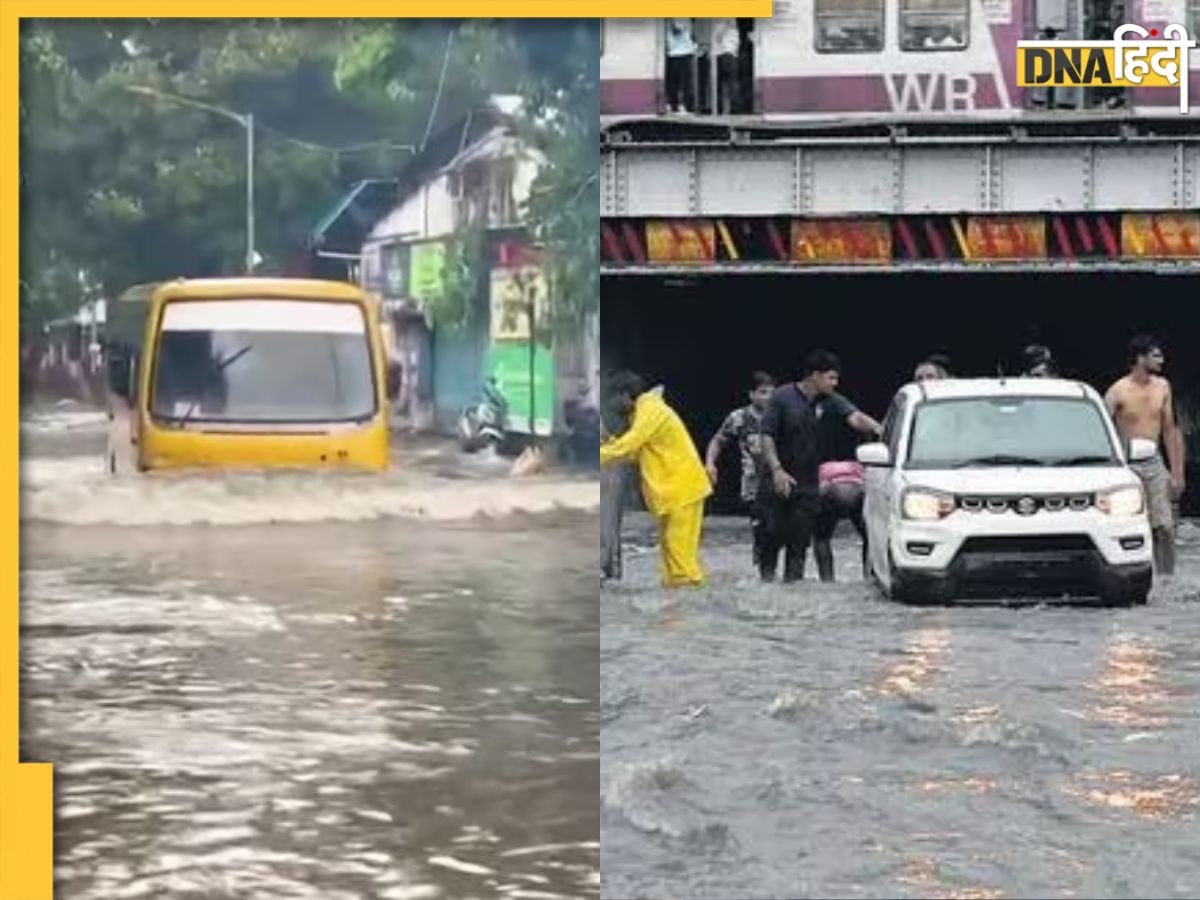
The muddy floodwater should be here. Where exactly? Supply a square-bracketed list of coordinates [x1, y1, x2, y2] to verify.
[20, 403, 599, 900]
[602, 515, 1200, 900]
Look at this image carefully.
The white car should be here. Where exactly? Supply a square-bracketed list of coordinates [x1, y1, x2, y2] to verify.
[858, 378, 1155, 606]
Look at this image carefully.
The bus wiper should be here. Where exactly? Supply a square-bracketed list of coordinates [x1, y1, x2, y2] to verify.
[1051, 455, 1115, 466]
[178, 343, 254, 425]
[952, 454, 1046, 468]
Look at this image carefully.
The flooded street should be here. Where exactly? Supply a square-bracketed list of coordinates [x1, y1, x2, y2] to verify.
[602, 515, 1200, 900]
[20, 404, 599, 899]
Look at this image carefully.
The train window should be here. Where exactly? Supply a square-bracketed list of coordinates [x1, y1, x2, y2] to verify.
[900, 0, 970, 51]
[1191, 0, 1199, 34]
[814, 0, 885, 53]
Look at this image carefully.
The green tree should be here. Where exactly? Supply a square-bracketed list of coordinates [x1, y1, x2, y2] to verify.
[514, 23, 601, 338]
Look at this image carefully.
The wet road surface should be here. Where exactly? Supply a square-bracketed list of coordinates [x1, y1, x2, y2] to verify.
[602, 515, 1200, 900]
[20, 404, 599, 899]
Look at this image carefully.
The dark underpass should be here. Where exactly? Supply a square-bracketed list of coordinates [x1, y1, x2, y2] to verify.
[602, 269, 1200, 900]
[601, 270, 1200, 515]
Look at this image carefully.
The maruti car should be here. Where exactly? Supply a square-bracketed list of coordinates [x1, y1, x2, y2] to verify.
[858, 378, 1155, 606]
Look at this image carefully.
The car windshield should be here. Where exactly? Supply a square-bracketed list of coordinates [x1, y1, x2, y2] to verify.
[906, 396, 1118, 469]
[151, 298, 375, 424]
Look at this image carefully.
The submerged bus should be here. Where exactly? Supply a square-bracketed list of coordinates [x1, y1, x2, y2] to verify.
[105, 278, 391, 473]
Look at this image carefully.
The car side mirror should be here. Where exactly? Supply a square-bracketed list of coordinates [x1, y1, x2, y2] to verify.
[857, 442, 891, 467]
[1128, 437, 1157, 463]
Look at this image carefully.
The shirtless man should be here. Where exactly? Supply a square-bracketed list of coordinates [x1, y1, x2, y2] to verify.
[1105, 335, 1186, 575]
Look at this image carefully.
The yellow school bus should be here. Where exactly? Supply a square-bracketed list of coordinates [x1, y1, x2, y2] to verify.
[105, 278, 391, 473]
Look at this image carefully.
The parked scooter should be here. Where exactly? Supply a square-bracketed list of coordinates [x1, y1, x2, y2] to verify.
[458, 377, 508, 453]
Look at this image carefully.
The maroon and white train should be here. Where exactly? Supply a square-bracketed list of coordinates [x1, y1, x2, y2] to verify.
[600, 1, 1200, 122]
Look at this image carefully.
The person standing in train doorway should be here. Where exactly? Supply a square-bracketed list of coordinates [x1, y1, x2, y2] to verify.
[665, 19, 697, 113]
[711, 18, 741, 114]
[601, 371, 712, 589]
[1105, 335, 1187, 576]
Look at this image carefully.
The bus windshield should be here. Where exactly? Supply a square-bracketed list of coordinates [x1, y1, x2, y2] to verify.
[151, 298, 376, 424]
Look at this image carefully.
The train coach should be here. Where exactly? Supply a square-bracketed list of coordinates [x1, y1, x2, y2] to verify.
[600, 2, 1200, 121]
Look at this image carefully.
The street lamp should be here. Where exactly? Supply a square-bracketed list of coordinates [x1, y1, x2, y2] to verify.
[125, 85, 256, 274]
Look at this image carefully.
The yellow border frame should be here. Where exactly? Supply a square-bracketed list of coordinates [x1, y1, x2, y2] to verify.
[2, 3, 768, 897]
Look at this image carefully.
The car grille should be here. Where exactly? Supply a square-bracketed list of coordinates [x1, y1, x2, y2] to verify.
[957, 494, 1093, 515]
[958, 535, 1095, 554]
[953, 534, 1100, 598]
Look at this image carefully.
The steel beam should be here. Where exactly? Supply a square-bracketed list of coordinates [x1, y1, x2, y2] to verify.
[600, 260, 1200, 276]
[603, 135, 1200, 218]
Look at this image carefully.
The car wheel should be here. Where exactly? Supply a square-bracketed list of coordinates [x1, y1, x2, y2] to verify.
[886, 550, 912, 604]
[888, 550, 937, 606]
[1100, 571, 1151, 607]
[866, 544, 887, 598]
[869, 557, 886, 599]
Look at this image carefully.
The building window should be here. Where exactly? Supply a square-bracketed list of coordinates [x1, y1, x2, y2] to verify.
[360, 247, 381, 292]
[815, 0, 886, 53]
[488, 160, 517, 226]
[900, 0, 969, 51]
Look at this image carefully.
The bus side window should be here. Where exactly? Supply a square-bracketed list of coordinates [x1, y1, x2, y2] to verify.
[814, 0, 886, 53]
[106, 344, 130, 401]
[899, 0, 969, 51]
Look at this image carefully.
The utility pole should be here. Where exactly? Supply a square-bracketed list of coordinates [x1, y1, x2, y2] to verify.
[126, 86, 256, 273]
[245, 112, 255, 274]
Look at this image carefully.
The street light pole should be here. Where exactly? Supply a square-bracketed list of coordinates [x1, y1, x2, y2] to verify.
[126, 85, 256, 274]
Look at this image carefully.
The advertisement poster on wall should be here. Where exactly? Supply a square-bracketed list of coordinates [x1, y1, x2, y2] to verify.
[487, 343, 555, 436]
[488, 265, 554, 436]
[409, 242, 446, 311]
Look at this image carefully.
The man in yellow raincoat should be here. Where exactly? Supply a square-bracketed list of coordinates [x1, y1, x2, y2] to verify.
[600, 371, 712, 588]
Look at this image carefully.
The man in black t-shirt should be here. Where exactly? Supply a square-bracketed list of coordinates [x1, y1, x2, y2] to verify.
[759, 349, 845, 583]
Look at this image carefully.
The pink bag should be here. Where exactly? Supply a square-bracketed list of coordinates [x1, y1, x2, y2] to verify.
[819, 460, 864, 487]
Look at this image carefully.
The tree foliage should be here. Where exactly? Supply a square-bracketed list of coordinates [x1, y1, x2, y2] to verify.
[20, 19, 599, 341]
[431, 222, 486, 332]
[514, 23, 600, 336]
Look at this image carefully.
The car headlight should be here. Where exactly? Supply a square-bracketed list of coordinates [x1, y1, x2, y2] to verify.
[901, 488, 955, 521]
[1097, 485, 1144, 517]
